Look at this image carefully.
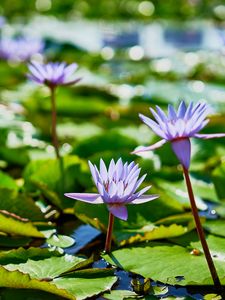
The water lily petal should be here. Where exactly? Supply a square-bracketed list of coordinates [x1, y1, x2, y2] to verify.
[177, 101, 187, 118]
[139, 114, 167, 139]
[88, 160, 99, 185]
[64, 193, 103, 204]
[130, 194, 159, 204]
[100, 158, 108, 182]
[171, 138, 191, 169]
[132, 139, 167, 154]
[168, 104, 177, 120]
[107, 204, 128, 220]
[194, 133, 225, 139]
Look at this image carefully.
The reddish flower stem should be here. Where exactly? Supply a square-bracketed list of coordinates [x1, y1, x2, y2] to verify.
[49, 86, 65, 195]
[183, 166, 221, 288]
[104, 212, 114, 253]
[50, 86, 60, 160]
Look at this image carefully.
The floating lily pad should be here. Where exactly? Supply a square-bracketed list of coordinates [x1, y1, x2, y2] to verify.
[116, 224, 187, 246]
[203, 220, 225, 238]
[4, 254, 86, 279]
[47, 234, 75, 248]
[212, 162, 225, 201]
[0, 266, 74, 299]
[104, 242, 225, 285]
[0, 211, 44, 238]
[0, 189, 45, 221]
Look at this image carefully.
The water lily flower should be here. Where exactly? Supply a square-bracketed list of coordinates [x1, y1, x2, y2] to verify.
[65, 158, 158, 221]
[27, 61, 81, 88]
[133, 100, 224, 287]
[0, 37, 43, 62]
[27, 61, 81, 159]
[133, 101, 225, 169]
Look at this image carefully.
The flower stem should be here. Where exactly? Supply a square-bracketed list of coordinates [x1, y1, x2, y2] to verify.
[50, 86, 65, 195]
[50, 86, 60, 160]
[182, 166, 221, 288]
[104, 212, 114, 253]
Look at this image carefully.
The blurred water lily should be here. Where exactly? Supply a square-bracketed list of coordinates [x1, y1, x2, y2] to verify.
[27, 61, 81, 160]
[0, 37, 43, 62]
[65, 158, 158, 221]
[27, 61, 81, 88]
[133, 101, 225, 169]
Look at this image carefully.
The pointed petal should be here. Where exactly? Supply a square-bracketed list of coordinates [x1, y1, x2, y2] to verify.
[62, 78, 81, 86]
[132, 139, 167, 154]
[127, 161, 136, 173]
[177, 101, 187, 118]
[184, 102, 193, 121]
[64, 193, 103, 204]
[100, 159, 108, 182]
[150, 108, 167, 131]
[194, 133, 225, 139]
[88, 160, 99, 185]
[139, 114, 167, 139]
[133, 174, 147, 191]
[168, 104, 177, 120]
[156, 106, 168, 122]
[107, 204, 128, 220]
[130, 194, 159, 204]
[108, 181, 117, 198]
[171, 138, 191, 169]
[135, 185, 151, 198]
[108, 159, 115, 180]
[115, 158, 123, 181]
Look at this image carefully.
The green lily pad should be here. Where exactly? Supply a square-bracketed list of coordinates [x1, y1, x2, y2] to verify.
[23, 155, 90, 209]
[0, 189, 45, 221]
[47, 234, 75, 248]
[0, 211, 44, 238]
[4, 254, 86, 279]
[204, 294, 222, 300]
[104, 242, 225, 285]
[0, 266, 74, 299]
[156, 177, 219, 208]
[0, 236, 32, 248]
[191, 235, 225, 261]
[102, 290, 140, 300]
[0, 288, 63, 300]
[0, 247, 61, 265]
[116, 224, 187, 245]
[54, 269, 117, 300]
[1, 248, 117, 299]
[212, 162, 225, 201]
[203, 220, 225, 238]
[0, 171, 18, 191]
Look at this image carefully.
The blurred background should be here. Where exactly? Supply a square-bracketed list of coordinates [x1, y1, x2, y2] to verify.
[0, 0, 225, 170]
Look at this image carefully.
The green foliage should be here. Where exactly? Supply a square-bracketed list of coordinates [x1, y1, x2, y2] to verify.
[23, 155, 91, 209]
[0, 211, 44, 238]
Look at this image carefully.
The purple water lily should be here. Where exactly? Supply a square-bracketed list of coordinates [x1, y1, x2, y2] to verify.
[65, 158, 158, 221]
[27, 61, 81, 88]
[0, 37, 43, 62]
[27, 61, 81, 159]
[133, 100, 224, 287]
[133, 101, 225, 169]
